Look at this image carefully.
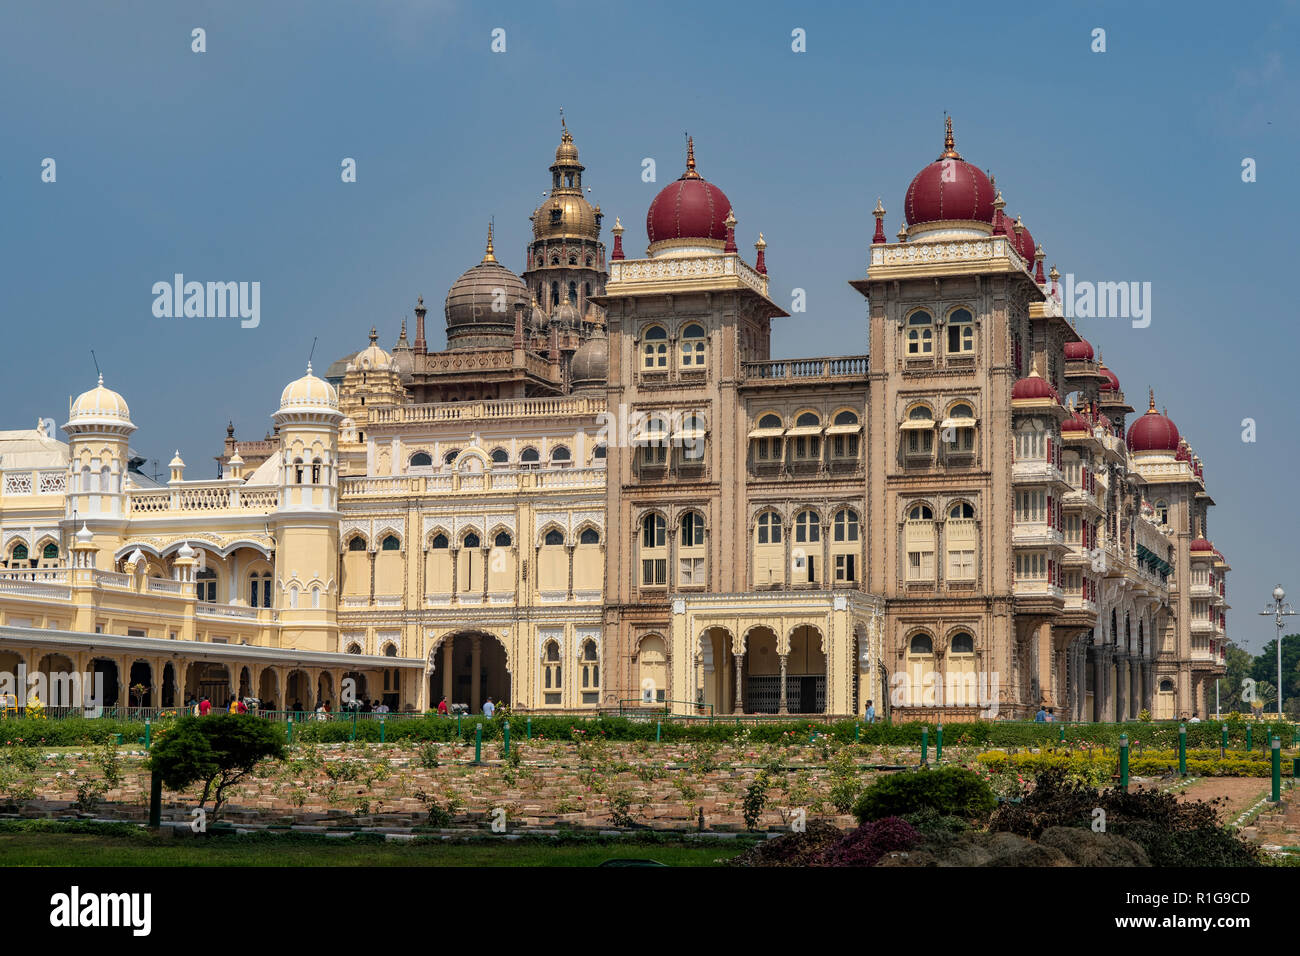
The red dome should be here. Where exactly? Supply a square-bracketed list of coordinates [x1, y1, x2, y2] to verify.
[1126, 394, 1180, 453]
[646, 138, 731, 247]
[903, 119, 994, 226]
[1190, 538, 1214, 553]
[1012, 374, 1059, 402]
[1099, 364, 1120, 392]
[1062, 410, 1090, 432]
[1064, 338, 1094, 361]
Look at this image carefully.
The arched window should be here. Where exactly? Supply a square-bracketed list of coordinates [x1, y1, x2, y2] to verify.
[551, 281, 560, 305]
[833, 509, 859, 542]
[195, 568, 217, 603]
[641, 514, 667, 586]
[834, 410, 858, 426]
[568, 281, 577, 302]
[592, 443, 607, 460]
[642, 326, 668, 370]
[1154, 499, 1169, 525]
[680, 511, 705, 546]
[384, 644, 397, 657]
[753, 413, 783, 462]
[906, 632, 935, 706]
[943, 501, 977, 583]
[945, 402, 976, 454]
[946, 308, 974, 354]
[443, 449, 460, 466]
[831, 409, 860, 460]
[550, 445, 570, 462]
[544, 528, 564, 547]
[431, 533, 449, 549]
[347, 536, 367, 552]
[795, 510, 820, 543]
[409, 452, 432, 468]
[346, 643, 362, 654]
[947, 632, 977, 704]
[580, 640, 599, 702]
[910, 633, 933, 654]
[42, 543, 58, 560]
[831, 509, 859, 583]
[949, 502, 974, 519]
[463, 532, 480, 549]
[520, 447, 540, 470]
[568, 255, 577, 266]
[579, 527, 600, 545]
[639, 635, 667, 703]
[792, 411, 821, 462]
[381, 535, 401, 551]
[294, 458, 304, 483]
[756, 511, 783, 544]
[543, 640, 562, 703]
[907, 311, 933, 356]
[905, 404, 935, 456]
[11, 543, 29, 563]
[905, 505, 936, 581]
[311, 458, 321, 483]
[759, 413, 782, 428]
[249, 572, 272, 608]
[680, 323, 706, 368]
[494, 531, 512, 548]
[490, 448, 509, 464]
[793, 510, 821, 584]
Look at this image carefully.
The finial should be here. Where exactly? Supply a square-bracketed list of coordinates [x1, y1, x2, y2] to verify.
[1033, 244, 1046, 284]
[939, 115, 962, 160]
[482, 221, 497, 262]
[755, 232, 767, 249]
[97, 373, 104, 387]
[1148, 387, 1156, 412]
[369, 326, 378, 344]
[306, 361, 313, 375]
[896, 224, 908, 243]
[723, 210, 737, 253]
[872, 198, 887, 244]
[754, 233, 767, 275]
[1013, 214, 1024, 236]
[612, 216, 623, 234]
[610, 217, 625, 261]
[417, 295, 424, 308]
[400, 317, 407, 336]
[682, 135, 701, 179]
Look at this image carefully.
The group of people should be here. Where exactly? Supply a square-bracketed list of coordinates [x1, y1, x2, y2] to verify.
[434, 696, 500, 717]
[180, 696, 397, 719]
[185, 695, 251, 716]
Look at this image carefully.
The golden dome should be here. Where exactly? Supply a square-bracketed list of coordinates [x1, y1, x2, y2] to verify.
[279, 363, 339, 412]
[555, 124, 579, 164]
[67, 375, 133, 429]
[532, 193, 600, 241]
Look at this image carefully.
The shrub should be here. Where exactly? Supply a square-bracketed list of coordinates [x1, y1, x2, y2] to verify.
[990, 768, 1261, 867]
[817, 816, 921, 866]
[854, 766, 996, 824]
[742, 771, 770, 831]
[147, 714, 286, 823]
[729, 820, 843, 867]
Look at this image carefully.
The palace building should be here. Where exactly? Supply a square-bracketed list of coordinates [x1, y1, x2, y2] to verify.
[0, 121, 1228, 720]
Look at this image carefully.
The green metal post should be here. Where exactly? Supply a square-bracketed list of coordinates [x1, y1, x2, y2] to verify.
[1119, 734, 1129, 790]
[936, 723, 943, 763]
[1221, 724, 1227, 759]
[286, 717, 293, 745]
[457, 713, 462, 739]
[920, 726, 928, 765]
[144, 719, 151, 751]
[526, 716, 532, 740]
[380, 718, 385, 744]
[855, 722, 861, 744]
[1178, 723, 1187, 776]
[473, 723, 482, 765]
[350, 709, 357, 742]
[1272, 737, 1282, 802]
[503, 721, 510, 758]
[1058, 724, 1065, 744]
[1246, 724, 1252, 752]
[656, 720, 661, 743]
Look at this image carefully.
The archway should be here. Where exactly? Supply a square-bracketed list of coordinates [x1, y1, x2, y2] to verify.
[787, 625, 827, 714]
[161, 663, 177, 708]
[285, 670, 311, 713]
[697, 627, 733, 715]
[428, 632, 510, 713]
[258, 669, 278, 710]
[35, 653, 78, 710]
[186, 663, 231, 708]
[1155, 678, 1176, 721]
[89, 658, 121, 708]
[742, 627, 780, 713]
[127, 661, 153, 709]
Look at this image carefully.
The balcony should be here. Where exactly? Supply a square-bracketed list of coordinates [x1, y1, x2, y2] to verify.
[1012, 459, 1069, 487]
[128, 482, 279, 515]
[1191, 618, 1216, 636]
[1012, 524, 1065, 548]
[368, 395, 605, 427]
[741, 355, 868, 385]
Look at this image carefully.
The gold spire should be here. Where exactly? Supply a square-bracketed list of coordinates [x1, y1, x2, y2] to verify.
[872, 197, 886, 218]
[682, 135, 701, 180]
[369, 326, 378, 344]
[482, 221, 497, 263]
[1148, 387, 1156, 412]
[612, 216, 623, 234]
[755, 232, 767, 249]
[939, 115, 962, 160]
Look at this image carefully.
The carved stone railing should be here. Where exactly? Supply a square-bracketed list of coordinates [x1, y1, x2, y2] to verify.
[368, 396, 605, 426]
[742, 356, 868, 382]
[607, 252, 769, 297]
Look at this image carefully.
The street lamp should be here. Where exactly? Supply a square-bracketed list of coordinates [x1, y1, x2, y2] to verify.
[1258, 585, 1295, 718]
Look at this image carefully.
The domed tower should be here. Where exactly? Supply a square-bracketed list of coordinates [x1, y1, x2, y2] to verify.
[522, 120, 607, 320]
[444, 224, 530, 350]
[902, 117, 996, 242]
[271, 364, 342, 648]
[337, 328, 408, 475]
[62, 375, 136, 566]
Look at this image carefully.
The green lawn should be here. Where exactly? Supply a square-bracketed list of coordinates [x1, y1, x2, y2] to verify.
[0, 825, 750, 867]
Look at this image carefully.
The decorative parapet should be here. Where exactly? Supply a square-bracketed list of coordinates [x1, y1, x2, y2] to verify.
[128, 482, 279, 514]
[742, 355, 868, 383]
[867, 237, 1028, 280]
[606, 252, 770, 298]
[368, 395, 605, 427]
[1, 470, 66, 496]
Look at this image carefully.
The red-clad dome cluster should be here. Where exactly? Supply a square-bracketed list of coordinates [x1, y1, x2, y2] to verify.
[1126, 391, 1180, 453]
[1190, 538, 1215, 553]
[1064, 338, 1094, 361]
[904, 119, 995, 226]
[646, 137, 732, 247]
[1012, 373, 1059, 402]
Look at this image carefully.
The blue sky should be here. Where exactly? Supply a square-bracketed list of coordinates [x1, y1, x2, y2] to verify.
[2, 0, 1297, 650]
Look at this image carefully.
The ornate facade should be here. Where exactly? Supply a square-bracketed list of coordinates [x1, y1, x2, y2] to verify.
[0, 122, 1227, 719]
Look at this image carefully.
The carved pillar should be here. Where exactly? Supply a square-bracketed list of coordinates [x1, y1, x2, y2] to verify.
[733, 649, 745, 715]
[566, 545, 575, 601]
[778, 653, 789, 715]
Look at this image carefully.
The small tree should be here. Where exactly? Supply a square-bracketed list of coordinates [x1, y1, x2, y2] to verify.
[148, 714, 285, 822]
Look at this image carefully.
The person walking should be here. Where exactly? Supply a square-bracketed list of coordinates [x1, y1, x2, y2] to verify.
[437, 696, 449, 715]
[198, 696, 211, 716]
[482, 697, 495, 718]
[864, 699, 876, 724]
[1034, 704, 1047, 722]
